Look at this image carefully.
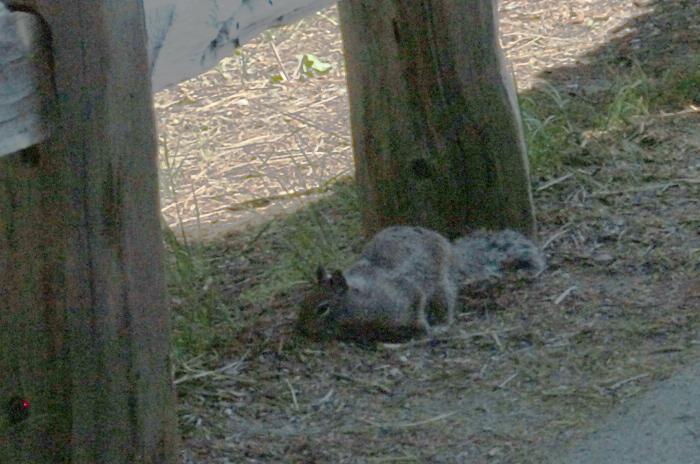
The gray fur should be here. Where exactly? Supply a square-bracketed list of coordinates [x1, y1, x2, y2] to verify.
[297, 226, 544, 342]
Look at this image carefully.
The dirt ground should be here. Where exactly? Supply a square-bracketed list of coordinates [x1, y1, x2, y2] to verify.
[159, 1, 700, 463]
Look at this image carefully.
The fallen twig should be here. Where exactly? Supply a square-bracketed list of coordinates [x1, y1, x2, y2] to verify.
[174, 354, 248, 385]
[608, 373, 649, 391]
[285, 378, 299, 411]
[536, 173, 574, 192]
[554, 285, 577, 305]
[334, 373, 392, 394]
[543, 225, 570, 250]
[496, 372, 519, 390]
[360, 411, 458, 429]
[268, 39, 290, 82]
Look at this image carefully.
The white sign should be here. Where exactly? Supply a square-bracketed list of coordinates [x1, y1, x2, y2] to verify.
[0, 4, 52, 157]
[146, 0, 337, 91]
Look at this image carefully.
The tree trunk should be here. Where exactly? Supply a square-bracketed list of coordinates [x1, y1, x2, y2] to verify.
[0, 1, 178, 462]
[338, 0, 535, 238]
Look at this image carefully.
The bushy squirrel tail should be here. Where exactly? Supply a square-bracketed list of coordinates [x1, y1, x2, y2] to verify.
[452, 230, 545, 283]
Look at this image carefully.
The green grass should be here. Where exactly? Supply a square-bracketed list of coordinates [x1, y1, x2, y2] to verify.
[163, 179, 362, 361]
[520, 81, 598, 175]
[163, 225, 235, 361]
[521, 53, 700, 175]
[601, 63, 653, 130]
[657, 59, 700, 108]
[520, 91, 573, 173]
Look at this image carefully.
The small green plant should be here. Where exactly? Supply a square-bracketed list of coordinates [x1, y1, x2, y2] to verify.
[605, 78, 650, 129]
[163, 224, 232, 361]
[671, 73, 700, 104]
[295, 53, 333, 78]
[520, 83, 575, 174]
[658, 59, 700, 108]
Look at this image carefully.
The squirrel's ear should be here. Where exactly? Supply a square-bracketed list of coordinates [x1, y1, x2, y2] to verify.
[317, 265, 331, 286]
[330, 269, 349, 293]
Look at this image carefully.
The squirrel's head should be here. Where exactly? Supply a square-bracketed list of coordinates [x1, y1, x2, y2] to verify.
[296, 265, 351, 340]
[297, 266, 420, 343]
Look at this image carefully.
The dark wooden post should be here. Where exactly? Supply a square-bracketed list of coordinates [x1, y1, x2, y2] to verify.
[0, 1, 178, 462]
[338, 0, 536, 238]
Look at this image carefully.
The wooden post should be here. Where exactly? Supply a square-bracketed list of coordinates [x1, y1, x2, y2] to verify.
[0, 1, 178, 462]
[338, 0, 536, 238]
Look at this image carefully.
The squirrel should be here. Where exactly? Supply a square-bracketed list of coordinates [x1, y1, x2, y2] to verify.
[297, 226, 545, 342]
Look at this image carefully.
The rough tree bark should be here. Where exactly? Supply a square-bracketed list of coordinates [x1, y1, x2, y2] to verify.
[338, 0, 536, 238]
[0, 1, 178, 462]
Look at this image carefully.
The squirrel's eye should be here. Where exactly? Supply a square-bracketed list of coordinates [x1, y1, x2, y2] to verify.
[316, 303, 330, 318]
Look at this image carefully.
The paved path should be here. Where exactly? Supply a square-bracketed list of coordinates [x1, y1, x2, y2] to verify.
[556, 361, 700, 464]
